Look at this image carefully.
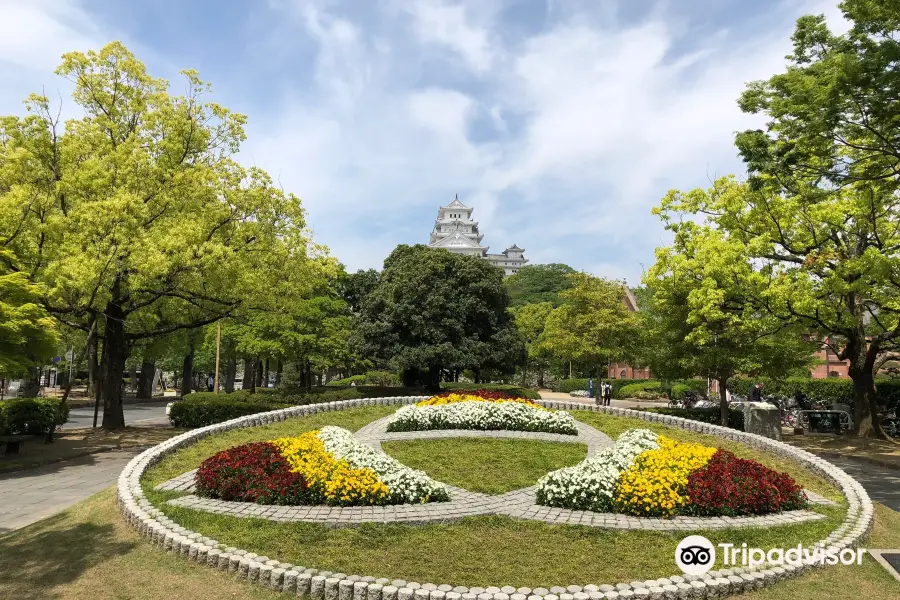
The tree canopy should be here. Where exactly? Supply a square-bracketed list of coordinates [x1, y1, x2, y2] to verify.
[504, 263, 576, 308]
[0, 42, 321, 427]
[353, 245, 518, 389]
[0, 249, 58, 378]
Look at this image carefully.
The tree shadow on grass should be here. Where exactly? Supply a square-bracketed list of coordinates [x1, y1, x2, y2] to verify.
[0, 511, 135, 600]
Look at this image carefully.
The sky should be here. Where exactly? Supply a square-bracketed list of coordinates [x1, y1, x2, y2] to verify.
[0, 0, 848, 286]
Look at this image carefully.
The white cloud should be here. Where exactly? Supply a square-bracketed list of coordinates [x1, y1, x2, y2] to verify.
[0, 0, 855, 285]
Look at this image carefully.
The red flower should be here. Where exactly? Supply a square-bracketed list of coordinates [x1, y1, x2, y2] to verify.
[685, 450, 807, 516]
[195, 441, 310, 504]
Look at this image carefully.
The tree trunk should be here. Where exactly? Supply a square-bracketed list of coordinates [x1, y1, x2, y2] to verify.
[87, 324, 99, 399]
[263, 358, 270, 389]
[129, 366, 138, 393]
[99, 294, 129, 430]
[275, 360, 283, 387]
[181, 346, 195, 396]
[847, 337, 887, 438]
[254, 359, 263, 387]
[717, 377, 730, 427]
[597, 365, 604, 403]
[425, 366, 441, 392]
[22, 366, 41, 397]
[473, 368, 482, 384]
[225, 357, 236, 393]
[137, 359, 155, 398]
[306, 358, 313, 391]
[249, 359, 257, 394]
[538, 368, 545, 388]
[241, 358, 252, 389]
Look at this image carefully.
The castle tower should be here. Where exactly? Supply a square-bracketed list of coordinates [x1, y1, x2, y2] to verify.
[428, 195, 528, 276]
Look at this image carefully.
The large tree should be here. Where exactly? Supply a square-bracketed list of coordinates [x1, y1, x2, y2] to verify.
[512, 301, 554, 387]
[709, 0, 900, 437]
[354, 245, 516, 390]
[0, 249, 58, 381]
[540, 273, 638, 396]
[504, 263, 576, 308]
[0, 42, 312, 428]
[642, 214, 816, 425]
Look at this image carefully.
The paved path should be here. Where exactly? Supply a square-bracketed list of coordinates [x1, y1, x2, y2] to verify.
[62, 401, 170, 429]
[0, 450, 137, 533]
[818, 455, 900, 511]
[538, 390, 669, 408]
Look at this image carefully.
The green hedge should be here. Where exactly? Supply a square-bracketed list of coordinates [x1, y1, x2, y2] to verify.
[440, 382, 541, 400]
[326, 371, 401, 387]
[617, 381, 666, 400]
[169, 398, 293, 428]
[640, 406, 744, 431]
[0, 398, 70, 436]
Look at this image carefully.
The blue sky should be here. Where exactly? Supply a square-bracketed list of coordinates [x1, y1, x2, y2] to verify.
[0, 0, 846, 285]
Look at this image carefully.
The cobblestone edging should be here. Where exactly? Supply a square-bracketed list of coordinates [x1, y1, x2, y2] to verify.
[119, 397, 875, 599]
[156, 415, 829, 530]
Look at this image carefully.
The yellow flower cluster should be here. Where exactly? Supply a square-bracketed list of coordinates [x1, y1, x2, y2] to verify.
[271, 432, 389, 505]
[416, 393, 545, 409]
[613, 436, 717, 517]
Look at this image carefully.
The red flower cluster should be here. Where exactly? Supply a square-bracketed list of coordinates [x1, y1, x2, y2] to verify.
[195, 441, 310, 505]
[685, 450, 807, 516]
[434, 389, 518, 400]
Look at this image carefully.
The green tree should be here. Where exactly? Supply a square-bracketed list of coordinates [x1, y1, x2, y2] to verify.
[354, 245, 515, 390]
[0, 42, 314, 428]
[642, 213, 815, 425]
[512, 301, 554, 387]
[504, 264, 576, 308]
[336, 268, 380, 314]
[716, 1, 900, 437]
[0, 250, 59, 379]
[540, 273, 638, 398]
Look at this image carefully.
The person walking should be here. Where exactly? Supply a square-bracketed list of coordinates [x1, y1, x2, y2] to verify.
[603, 382, 612, 406]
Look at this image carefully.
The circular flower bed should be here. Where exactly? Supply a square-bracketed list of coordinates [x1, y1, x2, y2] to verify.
[196, 426, 448, 506]
[537, 428, 808, 517]
[387, 391, 578, 434]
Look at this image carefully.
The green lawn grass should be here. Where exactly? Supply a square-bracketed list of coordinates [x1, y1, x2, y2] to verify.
[138, 404, 864, 589]
[381, 438, 587, 494]
[572, 411, 843, 501]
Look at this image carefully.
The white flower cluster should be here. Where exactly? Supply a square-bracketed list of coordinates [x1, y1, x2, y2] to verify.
[316, 426, 450, 503]
[535, 428, 660, 512]
[386, 401, 579, 435]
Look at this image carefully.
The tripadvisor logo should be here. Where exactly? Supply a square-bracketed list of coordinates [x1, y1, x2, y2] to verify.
[675, 535, 716, 576]
[675, 535, 867, 575]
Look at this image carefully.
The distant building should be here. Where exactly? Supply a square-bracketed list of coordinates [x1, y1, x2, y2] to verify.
[428, 195, 528, 277]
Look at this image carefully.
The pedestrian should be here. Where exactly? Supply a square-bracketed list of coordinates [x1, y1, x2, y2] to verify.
[794, 389, 809, 410]
[603, 382, 612, 406]
[207, 375, 214, 392]
[749, 382, 764, 403]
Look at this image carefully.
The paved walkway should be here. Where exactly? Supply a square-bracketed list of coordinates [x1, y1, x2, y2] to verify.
[63, 400, 171, 429]
[817, 455, 900, 511]
[538, 391, 668, 408]
[0, 450, 137, 533]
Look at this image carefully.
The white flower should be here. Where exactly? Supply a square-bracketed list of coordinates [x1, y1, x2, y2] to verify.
[317, 426, 449, 503]
[535, 428, 659, 511]
[386, 401, 579, 435]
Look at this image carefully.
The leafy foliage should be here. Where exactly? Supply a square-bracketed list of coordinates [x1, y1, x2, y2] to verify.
[353, 245, 520, 388]
[0, 253, 58, 377]
[504, 264, 577, 308]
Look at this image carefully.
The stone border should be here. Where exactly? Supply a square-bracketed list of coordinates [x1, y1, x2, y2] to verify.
[119, 397, 874, 599]
[156, 415, 828, 530]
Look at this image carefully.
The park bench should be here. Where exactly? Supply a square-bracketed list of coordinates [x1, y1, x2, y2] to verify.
[0, 435, 30, 456]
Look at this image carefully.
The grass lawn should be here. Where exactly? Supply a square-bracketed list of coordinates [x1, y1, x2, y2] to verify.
[572, 411, 844, 501]
[381, 438, 587, 494]
[0, 426, 188, 474]
[3, 490, 896, 600]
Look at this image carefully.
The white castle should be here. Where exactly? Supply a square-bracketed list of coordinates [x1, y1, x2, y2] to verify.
[428, 195, 528, 277]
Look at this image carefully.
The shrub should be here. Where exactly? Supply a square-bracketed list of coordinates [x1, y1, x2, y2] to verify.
[685, 450, 807, 516]
[168, 398, 292, 428]
[617, 381, 666, 399]
[0, 398, 69, 435]
[639, 407, 745, 431]
[327, 371, 401, 387]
